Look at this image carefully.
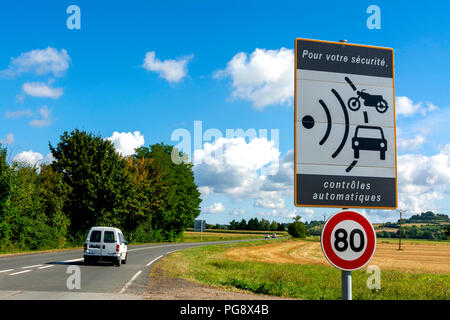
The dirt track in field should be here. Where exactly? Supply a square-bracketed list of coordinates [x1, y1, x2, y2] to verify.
[224, 240, 450, 274]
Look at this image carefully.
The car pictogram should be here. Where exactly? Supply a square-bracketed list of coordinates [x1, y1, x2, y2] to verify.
[352, 125, 387, 160]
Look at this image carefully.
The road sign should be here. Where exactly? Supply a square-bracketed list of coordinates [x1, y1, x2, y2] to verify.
[295, 38, 397, 209]
[194, 219, 206, 232]
[321, 210, 376, 271]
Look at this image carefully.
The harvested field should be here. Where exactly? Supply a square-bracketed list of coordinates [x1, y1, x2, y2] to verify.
[225, 239, 450, 274]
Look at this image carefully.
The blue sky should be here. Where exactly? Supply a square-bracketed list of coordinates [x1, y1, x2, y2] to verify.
[1, 1, 449, 225]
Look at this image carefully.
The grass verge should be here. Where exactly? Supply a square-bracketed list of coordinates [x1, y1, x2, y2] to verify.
[159, 239, 450, 300]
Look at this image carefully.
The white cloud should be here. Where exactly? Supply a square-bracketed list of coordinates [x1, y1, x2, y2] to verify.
[105, 131, 145, 156]
[193, 137, 296, 213]
[142, 51, 193, 83]
[5, 109, 33, 119]
[0, 133, 14, 144]
[29, 106, 51, 127]
[262, 149, 294, 193]
[203, 202, 226, 214]
[22, 82, 63, 99]
[254, 198, 285, 209]
[395, 96, 438, 116]
[12, 151, 54, 168]
[198, 186, 213, 198]
[13, 150, 43, 166]
[301, 208, 315, 219]
[425, 102, 438, 113]
[194, 136, 280, 201]
[215, 47, 294, 109]
[397, 134, 426, 151]
[42, 153, 55, 164]
[231, 208, 246, 216]
[2, 47, 70, 77]
[256, 208, 298, 220]
[397, 144, 450, 213]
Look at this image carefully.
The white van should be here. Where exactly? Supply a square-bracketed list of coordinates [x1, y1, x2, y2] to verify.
[84, 226, 128, 266]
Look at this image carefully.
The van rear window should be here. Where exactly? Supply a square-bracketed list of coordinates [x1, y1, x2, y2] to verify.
[90, 230, 101, 242]
[104, 231, 115, 243]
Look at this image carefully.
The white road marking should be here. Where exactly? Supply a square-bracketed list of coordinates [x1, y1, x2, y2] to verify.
[146, 255, 163, 267]
[38, 265, 55, 269]
[9, 270, 32, 276]
[0, 269, 14, 273]
[119, 270, 142, 294]
[62, 258, 84, 263]
[21, 264, 43, 269]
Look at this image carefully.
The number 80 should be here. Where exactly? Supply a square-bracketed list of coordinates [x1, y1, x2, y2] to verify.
[334, 228, 365, 252]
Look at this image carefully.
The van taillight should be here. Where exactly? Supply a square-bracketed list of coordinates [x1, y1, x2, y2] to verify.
[84, 243, 87, 251]
[116, 244, 120, 252]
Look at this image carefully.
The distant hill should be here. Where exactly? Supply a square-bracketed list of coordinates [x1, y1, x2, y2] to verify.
[375, 211, 449, 240]
[403, 211, 449, 224]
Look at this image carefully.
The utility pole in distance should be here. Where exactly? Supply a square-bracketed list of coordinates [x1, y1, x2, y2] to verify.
[397, 209, 406, 250]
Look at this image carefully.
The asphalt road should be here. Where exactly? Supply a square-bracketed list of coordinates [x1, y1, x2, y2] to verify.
[0, 239, 264, 300]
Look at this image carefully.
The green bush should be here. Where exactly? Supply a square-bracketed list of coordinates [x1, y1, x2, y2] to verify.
[288, 216, 309, 238]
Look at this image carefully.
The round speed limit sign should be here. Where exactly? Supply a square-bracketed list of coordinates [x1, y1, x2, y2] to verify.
[321, 210, 376, 271]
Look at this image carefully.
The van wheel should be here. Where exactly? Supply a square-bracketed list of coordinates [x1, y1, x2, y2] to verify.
[115, 258, 121, 267]
[122, 253, 127, 264]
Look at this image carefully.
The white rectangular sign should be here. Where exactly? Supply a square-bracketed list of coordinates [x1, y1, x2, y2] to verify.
[295, 38, 397, 209]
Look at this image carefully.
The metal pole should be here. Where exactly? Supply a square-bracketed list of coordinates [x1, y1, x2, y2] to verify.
[337, 40, 349, 298]
[398, 210, 402, 250]
[340, 207, 352, 300]
[342, 271, 352, 300]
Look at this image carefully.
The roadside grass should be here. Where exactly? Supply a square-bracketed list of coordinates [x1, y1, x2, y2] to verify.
[179, 231, 274, 243]
[160, 239, 450, 300]
[0, 246, 84, 257]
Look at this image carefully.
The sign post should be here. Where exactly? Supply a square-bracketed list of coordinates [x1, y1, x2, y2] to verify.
[194, 219, 206, 241]
[321, 209, 377, 300]
[294, 38, 397, 209]
[341, 271, 352, 300]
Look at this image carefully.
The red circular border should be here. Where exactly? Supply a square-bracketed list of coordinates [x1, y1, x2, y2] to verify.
[321, 210, 376, 271]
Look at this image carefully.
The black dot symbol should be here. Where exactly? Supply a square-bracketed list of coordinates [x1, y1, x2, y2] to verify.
[302, 115, 315, 129]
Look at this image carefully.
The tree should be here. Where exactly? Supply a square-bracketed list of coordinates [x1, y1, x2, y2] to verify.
[288, 215, 308, 238]
[229, 219, 239, 230]
[123, 157, 162, 238]
[260, 218, 271, 231]
[247, 218, 260, 230]
[270, 220, 278, 231]
[135, 143, 201, 241]
[50, 129, 133, 240]
[0, 145, 12, 246]
[39, 165, 71, 247]
[238, 219, 247, 230]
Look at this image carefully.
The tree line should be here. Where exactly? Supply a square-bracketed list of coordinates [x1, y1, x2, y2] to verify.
[377, 225, 449, 240]
[377, 211, 450, 240]
[226, 218, 288, 232]
[208, 216, 310, 239]
[0, 129, 202, 252]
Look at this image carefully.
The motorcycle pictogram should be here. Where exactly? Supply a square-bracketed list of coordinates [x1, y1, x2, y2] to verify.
[345, 77, 389, 113]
